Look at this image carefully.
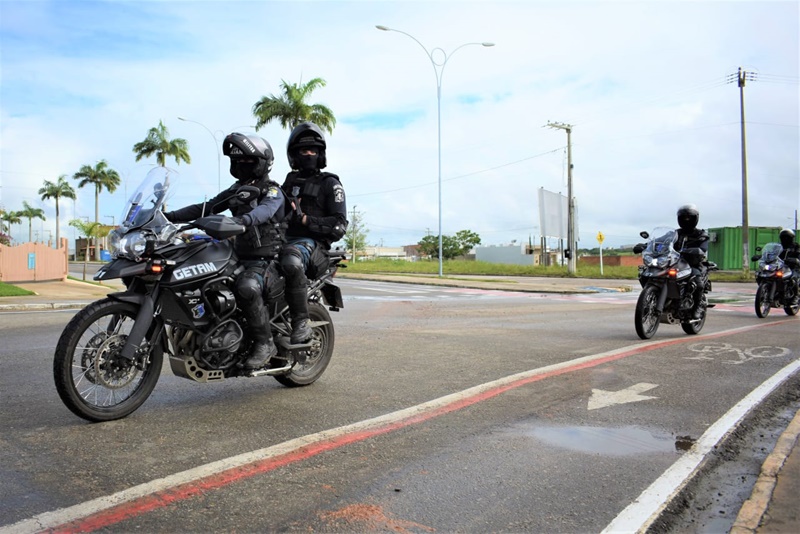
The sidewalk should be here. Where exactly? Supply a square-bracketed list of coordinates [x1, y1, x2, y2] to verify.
[0, 274, 797, 531]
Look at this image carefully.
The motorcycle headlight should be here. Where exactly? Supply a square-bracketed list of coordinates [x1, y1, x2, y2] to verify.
[644, 253, 671, 269]
[107, 229, 122, 256]
[116, 231, 149, 260]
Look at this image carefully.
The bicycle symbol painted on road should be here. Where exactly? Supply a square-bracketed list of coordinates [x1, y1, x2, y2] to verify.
[686, 342, 791, 365]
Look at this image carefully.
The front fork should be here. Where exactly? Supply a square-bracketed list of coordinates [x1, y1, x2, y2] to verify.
[114, 285, 160, 361]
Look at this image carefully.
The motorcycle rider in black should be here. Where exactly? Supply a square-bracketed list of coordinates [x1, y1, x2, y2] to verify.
[675, 204, 710, 320]
[279, 122, 348, 344]
[778, 228, 800, 303]
[164, 133, 287, 369]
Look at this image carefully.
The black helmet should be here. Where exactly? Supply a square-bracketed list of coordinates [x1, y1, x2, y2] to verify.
[222, 132, 274, 182]
[287, 122, 327, 170]
[779, 228, 795, 248]
[677, 204, 699, 231]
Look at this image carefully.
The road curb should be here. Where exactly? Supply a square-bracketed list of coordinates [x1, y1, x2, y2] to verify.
[730, 407, 800, 533]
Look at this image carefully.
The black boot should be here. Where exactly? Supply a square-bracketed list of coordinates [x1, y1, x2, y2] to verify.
[245, 336, 277, 369]
[290, 318, 312, 344]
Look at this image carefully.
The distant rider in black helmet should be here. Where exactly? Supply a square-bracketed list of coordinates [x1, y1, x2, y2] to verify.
[279, 122, 348, 344]
[675, 204, 710, 320]
[778, 228, 800, 303]
[778, 228, 800, 266]
[164, 132, 287, 369]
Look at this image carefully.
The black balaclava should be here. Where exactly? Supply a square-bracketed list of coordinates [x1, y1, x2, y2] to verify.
[295, 150, 319, 174]
[231, 158, 266, 182]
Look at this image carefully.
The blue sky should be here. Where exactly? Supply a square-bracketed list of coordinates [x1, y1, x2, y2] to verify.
[1, 0, 798, 250]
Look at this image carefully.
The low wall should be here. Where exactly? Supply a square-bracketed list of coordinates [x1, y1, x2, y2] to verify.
[0, 239, 69, 282]
[580, 255, 640, 267]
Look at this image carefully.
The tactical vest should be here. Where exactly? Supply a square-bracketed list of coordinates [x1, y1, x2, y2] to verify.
[231, 178, 287, 259]
[284, 171, 341, 220]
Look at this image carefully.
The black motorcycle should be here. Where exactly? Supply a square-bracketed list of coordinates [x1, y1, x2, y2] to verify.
[53, 167, 346, 422]
[633, 227, 718, 340]
[751, 242, 799, 318]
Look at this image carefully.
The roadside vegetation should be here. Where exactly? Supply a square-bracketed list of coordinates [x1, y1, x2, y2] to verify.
[339, 258, 754, 283]
[0, 281, 35, 297]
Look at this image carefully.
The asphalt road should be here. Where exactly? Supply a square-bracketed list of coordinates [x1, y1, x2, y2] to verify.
[1, 278, 798, 532]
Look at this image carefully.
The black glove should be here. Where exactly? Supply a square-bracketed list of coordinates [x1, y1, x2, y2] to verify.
[163, 211, 176, 223]
[292, 202, 305, 225]
[231, 215, 249, 227]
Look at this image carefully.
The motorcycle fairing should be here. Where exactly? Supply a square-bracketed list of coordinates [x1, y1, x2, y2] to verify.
[162, 241, 235, 286]
[94, 258, 148, 281]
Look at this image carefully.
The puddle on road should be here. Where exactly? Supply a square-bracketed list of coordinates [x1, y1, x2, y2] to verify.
[522, 424, 688, 455]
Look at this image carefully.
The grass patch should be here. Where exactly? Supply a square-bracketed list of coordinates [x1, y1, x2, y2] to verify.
[0, 281, 35, 297]
[342, 258, 755, 283]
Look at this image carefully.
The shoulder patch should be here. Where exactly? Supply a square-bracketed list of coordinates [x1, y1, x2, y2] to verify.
[266, 186, 280, 199]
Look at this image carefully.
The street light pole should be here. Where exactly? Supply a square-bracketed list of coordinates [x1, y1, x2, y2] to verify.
[377, 25, 494, 277]
[178, 116, 221, 190]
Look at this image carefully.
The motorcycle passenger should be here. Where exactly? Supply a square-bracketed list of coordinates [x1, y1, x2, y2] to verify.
[675, 204, 710, 320]
[279, 122, 348, 344]
[164, 133, 287, 369]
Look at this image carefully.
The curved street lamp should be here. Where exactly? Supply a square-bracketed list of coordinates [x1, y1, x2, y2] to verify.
[377, 25, 494, 277]
[178, 116, 221, 190]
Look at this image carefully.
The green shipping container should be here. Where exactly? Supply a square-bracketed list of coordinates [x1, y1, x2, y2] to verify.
[707, 226, 782, 271]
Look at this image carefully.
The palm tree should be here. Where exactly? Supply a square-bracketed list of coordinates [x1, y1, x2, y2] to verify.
[69, 219, 108, 279]
[38, 174, 76, 247]
[252, 77, 336, 134]
[18, 201, 46, 242]
[132, 120, 191, 167]
[0, 209, 21, 242]
[73, 160, 121, 259]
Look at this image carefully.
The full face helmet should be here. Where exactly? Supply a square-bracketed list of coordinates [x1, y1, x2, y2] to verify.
[779, 228, 795, 248]
[222, 132, 274, 182]
[287, 122, 327, 171]
[677, 204, 700, 232]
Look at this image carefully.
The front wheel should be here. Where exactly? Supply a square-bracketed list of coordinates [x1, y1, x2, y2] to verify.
[274, 301, 334, 387]
[755, 284, 771, 318]
[635, 285, 661, 340]
[53, 298, 163, 422]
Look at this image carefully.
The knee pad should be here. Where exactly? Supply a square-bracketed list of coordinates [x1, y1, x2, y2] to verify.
[280, 250, 306, 283]
[235, 271, 263, 305]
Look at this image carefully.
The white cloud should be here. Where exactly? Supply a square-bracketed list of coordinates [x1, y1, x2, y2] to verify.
[1, 0, 797, 250]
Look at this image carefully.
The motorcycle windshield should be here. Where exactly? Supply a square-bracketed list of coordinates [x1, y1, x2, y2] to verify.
[761, 243, 783, 263]
[645, 227, 677, 256]
[120, 167, 176, 230]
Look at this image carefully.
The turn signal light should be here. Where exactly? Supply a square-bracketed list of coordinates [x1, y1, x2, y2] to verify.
[668, 268, 678, 277]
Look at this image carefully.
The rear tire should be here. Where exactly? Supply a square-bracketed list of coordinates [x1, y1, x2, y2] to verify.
[274, 302, 334, 387]
[53, 298, 163, 422]
[635, 285, 661, 340]
[681, 295, 707, 335]
[755, 284, 771, 318]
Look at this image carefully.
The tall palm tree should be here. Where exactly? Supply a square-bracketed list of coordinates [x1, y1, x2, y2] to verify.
[252, 77, 336, 134]
[0, 209, 21, 241]
[18, 201, 46, 242]
[132, 120, 191, 167]
[38, 174, 76, 247]
[73, 160, 121, 259]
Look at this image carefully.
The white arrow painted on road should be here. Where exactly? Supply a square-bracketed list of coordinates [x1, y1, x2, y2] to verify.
[588, 383, 659, 410]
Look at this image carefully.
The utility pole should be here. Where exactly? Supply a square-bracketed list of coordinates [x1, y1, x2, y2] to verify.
[350, 205, 358, 262]
[546, 121, 576, 274]
[728, 67, 757, 274]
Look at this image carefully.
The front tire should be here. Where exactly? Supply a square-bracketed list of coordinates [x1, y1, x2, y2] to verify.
[635, 285, 661, 340]
[274, 302, 334, 387]
[53, 298, 163, 422]
[755, 284, 771, 318]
